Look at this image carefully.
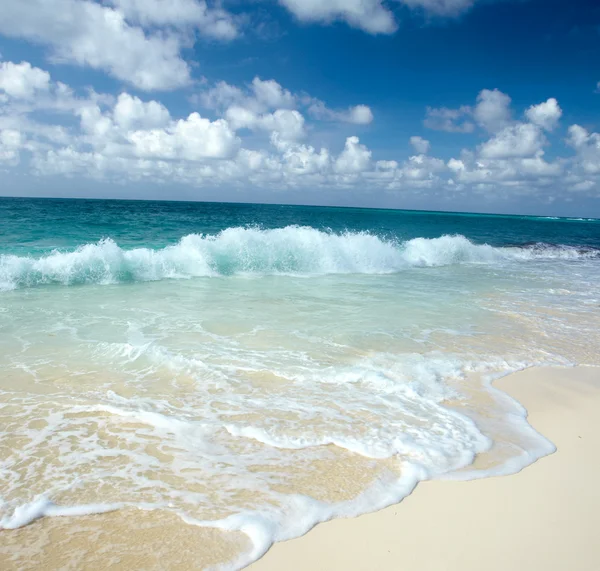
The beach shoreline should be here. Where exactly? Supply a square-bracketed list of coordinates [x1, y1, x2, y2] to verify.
[251, 365, 600, 571]
[2, 365, 599, 570]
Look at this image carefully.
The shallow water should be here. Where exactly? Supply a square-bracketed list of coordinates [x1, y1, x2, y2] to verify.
[1, 198, 599, 568]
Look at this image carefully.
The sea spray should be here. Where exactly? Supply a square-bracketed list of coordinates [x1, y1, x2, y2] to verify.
[1, 227, 598, 290]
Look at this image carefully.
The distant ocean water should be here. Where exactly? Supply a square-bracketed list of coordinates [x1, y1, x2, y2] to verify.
[1, 198, 599, 568]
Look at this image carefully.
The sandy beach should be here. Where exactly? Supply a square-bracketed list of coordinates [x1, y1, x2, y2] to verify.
[2, 367, 599, 570]
[252, 366, 600, 571]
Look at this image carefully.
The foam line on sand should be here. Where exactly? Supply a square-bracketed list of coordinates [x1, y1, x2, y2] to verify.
[251, 366, 600, 571]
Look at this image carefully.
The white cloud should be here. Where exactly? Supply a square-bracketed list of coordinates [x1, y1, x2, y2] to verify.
[334, 136, 372, 173]
[348, 105, 374, 125]
[274, 139, 331, 175]
[516, 155, 562, 178]
[113, 93, 171, 129]
[424, 89, 513, 135]
[278, 0, 488, 34]
[107, 0, 238, 40]
[1, 58, 597, 201]
[199, 77, 373, 129]
[0, 128, 23, 164]
[78, 104, 115, 142]
[113, 93, 171, 130]
[223, 106, 257, 130]
[308, 101, 374, 124]
[447, 152, 562, 188]
[278, 0, 397, 34]
[400, 0, 477, 16]
[0, 61, 50, 99]
[376, 160, 398, 170]
[226, 107, 306, 141]
[32, 85, 242, 161]
[260, 110, 306, 141]
[251, 77, 296, 110]
[570, 180, 596, 192]
[525, 98, 562, 132]
[399, 153, 445, 183]
[566, 124, 592, 149]
[127, 113, 240, 160]
[423, 105, 474, 133]
[566, 125, 600, 175]
[479, 123, 546, 159]
[410, 136, 430, 154]
[199, 78, 297, 114]
[473, 89, 512, 133]
[0, 0, 192, 90]
[200, 81, 246, 110]
[447, 158, 465, 172]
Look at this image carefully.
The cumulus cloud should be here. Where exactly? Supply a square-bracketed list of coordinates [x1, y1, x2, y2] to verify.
[26, 83, 241, 161]
[0, 0, 237, 90]
[278, 0, 397, 34]
[0, 128, 23, 164]
[400, 0, 477, 16]
[425, 89, 513, 134]
[200, 81, 246, 111]
[348, 105, 375, 125]
[423, 105, 474, 133]
[1, 57, 597, 201]
[400, 153, 445, 183]
[278, 0, 488, 34]
[0, 0, 208, 90]
[0, 61, 50, 99]
[107, 0, 238, 39]
[334, 136, 372, 173]
[308, 101, 374, 124]
[251, 77, 296, 110]
[566, 125, 591, 149]
[113, 93, 171, 130]
[423, 89, 512, 133]
[447, 153, 562, 187]
[199, 77, 373, 129]
[478, 123, 546, 159]
[127, 113, 240, 160]
[273, 138, 331, 176]
[410, 136, 430, 154]
[226, 107, 306, 141]
[201, 77, 298, 113]
[473, 88, 512, 133]
[525, 98, 562, 131]
[566, 125, 600, 175]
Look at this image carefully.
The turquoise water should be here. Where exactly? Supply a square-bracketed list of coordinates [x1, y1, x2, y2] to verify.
[1, 198, 599, 568]
[2, 197, 599, 257]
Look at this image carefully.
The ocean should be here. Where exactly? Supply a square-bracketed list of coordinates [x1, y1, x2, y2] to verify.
[1, 198, 599, 569]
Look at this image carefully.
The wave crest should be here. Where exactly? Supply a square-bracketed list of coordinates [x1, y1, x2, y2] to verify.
[1, 227, 597, 290]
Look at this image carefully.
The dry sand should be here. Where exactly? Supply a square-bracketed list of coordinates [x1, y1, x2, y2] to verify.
[251, 366, 600, 571]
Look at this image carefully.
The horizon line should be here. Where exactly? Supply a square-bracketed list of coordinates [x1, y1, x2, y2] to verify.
[0, 195, 598, 222]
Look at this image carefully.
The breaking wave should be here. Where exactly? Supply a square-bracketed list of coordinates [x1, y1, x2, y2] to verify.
[1, 226, 598, 290]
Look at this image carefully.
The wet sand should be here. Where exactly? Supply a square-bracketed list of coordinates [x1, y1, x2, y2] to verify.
[251, 366, 600, 571]
[2, 366, 599, 570]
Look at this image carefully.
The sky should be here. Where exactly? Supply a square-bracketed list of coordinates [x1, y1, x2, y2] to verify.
[0, 0, 599, 216]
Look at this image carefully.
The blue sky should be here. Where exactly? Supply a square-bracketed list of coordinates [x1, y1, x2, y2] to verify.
[0, 0, 599, 215]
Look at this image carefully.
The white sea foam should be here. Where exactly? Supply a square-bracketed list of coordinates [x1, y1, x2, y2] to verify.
[1, 227, 598, 290]
[0, 495, 124, 529]
[0, 350, 553, 562]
